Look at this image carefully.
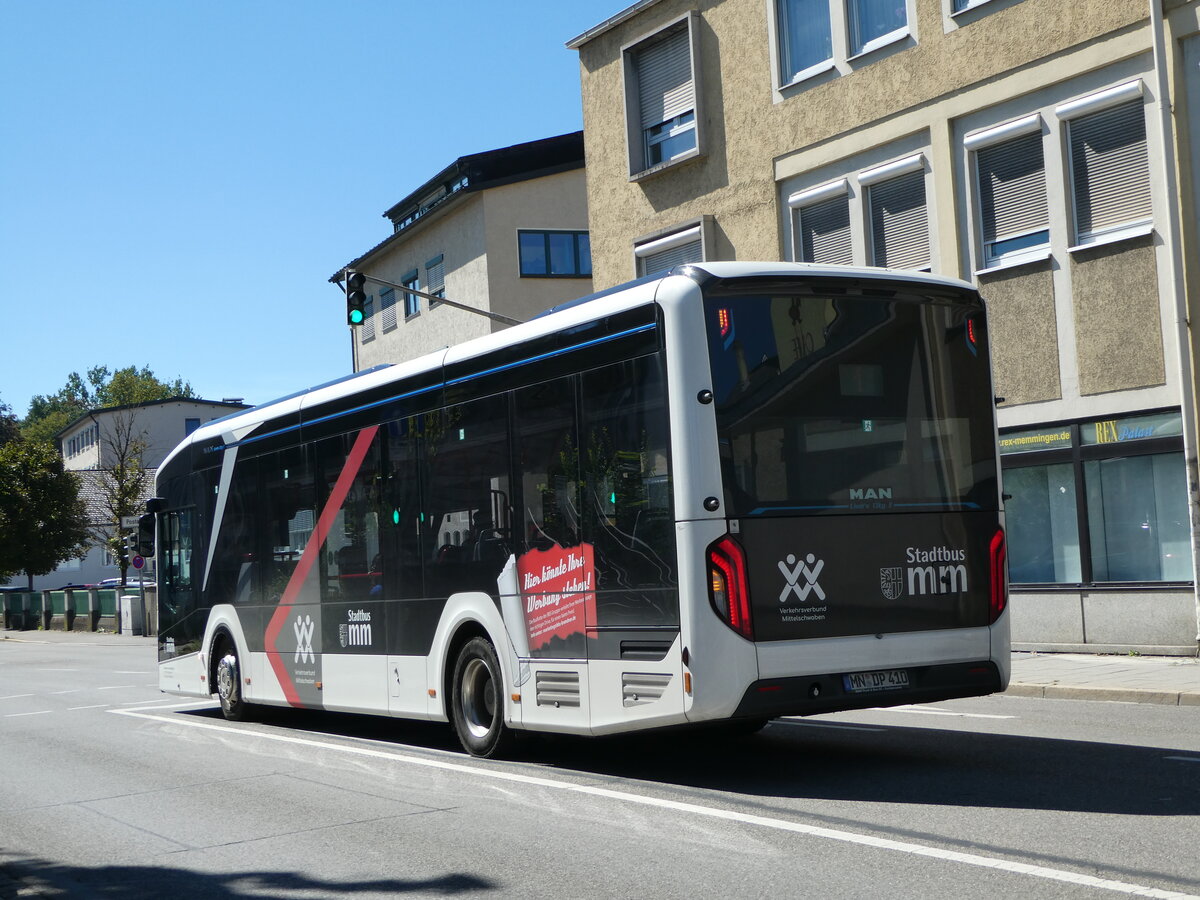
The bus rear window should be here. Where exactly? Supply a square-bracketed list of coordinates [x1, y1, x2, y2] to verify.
[704, 288, 997, 516]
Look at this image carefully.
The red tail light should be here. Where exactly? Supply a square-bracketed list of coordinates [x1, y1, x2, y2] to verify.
[718, 307, 732, 339]
[989, 527, 1007, 624]
[709, 535, 752, 639]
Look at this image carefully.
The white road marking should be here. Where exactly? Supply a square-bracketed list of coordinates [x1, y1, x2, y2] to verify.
[0, 694, 34, 701]
[874, 705, 1016, 720]
[4, 710, 52, 718]
[96, 685, 135, 691]
[67, 705, 110, 711]
[50, 690, 81, 695]
[114, 671, 152, 675]
[112, 707, 1197, 899]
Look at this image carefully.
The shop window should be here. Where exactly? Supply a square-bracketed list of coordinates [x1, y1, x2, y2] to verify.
[999, 411, 1190, 586]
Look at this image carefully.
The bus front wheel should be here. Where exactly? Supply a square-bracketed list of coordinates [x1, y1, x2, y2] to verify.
[450, 636, 512, 758]
[215, 639, 252, 722]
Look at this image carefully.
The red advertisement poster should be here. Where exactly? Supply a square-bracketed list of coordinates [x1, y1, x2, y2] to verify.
[517, 543, 597, 653]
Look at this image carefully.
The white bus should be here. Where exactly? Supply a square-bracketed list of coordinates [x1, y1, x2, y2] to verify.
[149, 262, 1009, 757]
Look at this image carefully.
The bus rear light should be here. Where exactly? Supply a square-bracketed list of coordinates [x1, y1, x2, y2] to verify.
[708, 535, 753, 639]
[989, 527, 1008, 624]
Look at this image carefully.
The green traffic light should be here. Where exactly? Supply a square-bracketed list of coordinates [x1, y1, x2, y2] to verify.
[349, 309, 364, 325]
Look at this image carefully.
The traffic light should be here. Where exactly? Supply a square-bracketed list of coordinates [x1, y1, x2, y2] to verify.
[346, 271, 367, 326]
[120, 532, 136, 566]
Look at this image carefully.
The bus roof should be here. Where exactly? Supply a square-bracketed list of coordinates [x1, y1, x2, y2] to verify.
[161, 262, 979, 473]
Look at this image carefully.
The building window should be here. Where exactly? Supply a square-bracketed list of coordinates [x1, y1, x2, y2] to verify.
[184, 418, 201, 436]
[1060, 87, 1151, 247]
[967, 115, 1049, 269]
[401, 271, 420, 319]
[862, 155, 929, 269]
[519, 231, 592, 277]
[426, 254, 445, 307]
[635, 223, 703, 276]
[1000, 411, 1189, 586]
[848, 0, 907, 55]
[360, 296, 375, 342]
[791, 180, 853, 264]
[785, 151, 930, 269]
[775, 0, 911, 88]
[380, 287, 398, 333]
[625, 15, 701, 176]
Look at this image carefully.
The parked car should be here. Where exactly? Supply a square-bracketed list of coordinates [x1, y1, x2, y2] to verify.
[94, 578, 155, 590]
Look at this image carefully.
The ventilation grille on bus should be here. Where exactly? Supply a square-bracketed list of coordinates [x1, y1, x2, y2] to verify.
[622, 672, 672, 708]
[535, 670, 581, 708]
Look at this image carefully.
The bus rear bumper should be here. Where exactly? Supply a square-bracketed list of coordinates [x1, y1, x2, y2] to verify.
[731, 660, 1003, 719]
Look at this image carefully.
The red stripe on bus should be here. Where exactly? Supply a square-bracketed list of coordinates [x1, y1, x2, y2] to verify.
[263, 425, 379, 706]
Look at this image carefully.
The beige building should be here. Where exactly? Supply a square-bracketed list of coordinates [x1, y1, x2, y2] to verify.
[570, 0, 1200, 653]
[2, 397, 250, 592]
[331, 132, 593, 371]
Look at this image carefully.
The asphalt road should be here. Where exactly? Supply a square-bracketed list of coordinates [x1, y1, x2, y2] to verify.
[2, 637, 1198, 899]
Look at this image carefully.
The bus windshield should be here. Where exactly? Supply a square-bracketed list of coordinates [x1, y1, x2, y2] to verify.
[704, 281, 998, 516]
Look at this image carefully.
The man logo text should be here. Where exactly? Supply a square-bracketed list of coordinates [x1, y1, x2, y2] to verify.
[850, 487, 892, 501]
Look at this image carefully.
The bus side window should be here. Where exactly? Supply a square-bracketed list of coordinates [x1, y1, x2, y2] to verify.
[424, 398, 513, 597]
[262, 445, 315, 604]
[208, 455, 261, 605]
[581, 354, 678, 626]
[316, 432, 383, 603]
[514, 376, 580, 554]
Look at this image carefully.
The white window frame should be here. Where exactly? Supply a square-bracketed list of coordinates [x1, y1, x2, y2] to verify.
[861, 154, 931, 270]
[633, 221, 707, 276]
[962, 77, 1154, 275]
[770, 0, 916, 94]
[402, 271, 420, 320]
[966, 114, 1052, 272]
[622, 12, 704, 179]
[789, 178, 854, 265]
[784, 150, 933, 271]
[1056, 80, 1153, 251]
[426, 254, 445, 308]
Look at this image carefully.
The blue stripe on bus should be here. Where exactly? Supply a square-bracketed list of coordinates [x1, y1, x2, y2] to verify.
[228, 321, 658, 450]
[443, 322, 657, 389]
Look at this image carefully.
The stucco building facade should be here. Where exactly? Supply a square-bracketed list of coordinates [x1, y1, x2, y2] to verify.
[570, 0, 1200, 653]
[331, 132, 593, 372]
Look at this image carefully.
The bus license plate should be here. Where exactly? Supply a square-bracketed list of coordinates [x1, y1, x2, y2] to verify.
[843, 668, 909, 693]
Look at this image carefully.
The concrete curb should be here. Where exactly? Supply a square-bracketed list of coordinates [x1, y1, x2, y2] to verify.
[1006, 683, 1200, 706]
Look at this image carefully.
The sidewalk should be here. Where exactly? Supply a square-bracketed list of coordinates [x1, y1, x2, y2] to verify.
[1008, 650, 1200, 706]
[4, 630, 1199, 706]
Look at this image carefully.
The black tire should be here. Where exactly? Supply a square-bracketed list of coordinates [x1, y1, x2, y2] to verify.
[450, 636, 512, 758]
[214, 638, 253, 722]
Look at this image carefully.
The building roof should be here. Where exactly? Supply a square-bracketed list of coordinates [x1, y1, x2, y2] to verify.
[55, 397, 251, 441]
[565, 0, 666, 49]
[328, 131, 585, 284]
[75, 468, 158, 528]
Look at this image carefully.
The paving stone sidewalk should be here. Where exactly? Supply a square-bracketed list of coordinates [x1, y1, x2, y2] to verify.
[1008, 650, 1200, 706]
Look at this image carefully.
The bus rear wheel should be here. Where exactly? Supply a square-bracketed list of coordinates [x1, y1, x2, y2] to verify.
[451, 636, 512, 758]
[215, 639, 253, 722]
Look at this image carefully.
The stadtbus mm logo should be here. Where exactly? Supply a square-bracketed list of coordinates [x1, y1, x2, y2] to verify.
[881, 546, 968, 598]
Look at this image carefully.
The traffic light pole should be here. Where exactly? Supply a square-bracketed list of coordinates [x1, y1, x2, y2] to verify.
[340, 269, 523, 328]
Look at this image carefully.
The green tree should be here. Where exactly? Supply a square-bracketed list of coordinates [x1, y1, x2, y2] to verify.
[21, 365, 195, 444]
[0, 440, 90, 589]
[0, 397, 20, 448]
[92, 409, 152, 587]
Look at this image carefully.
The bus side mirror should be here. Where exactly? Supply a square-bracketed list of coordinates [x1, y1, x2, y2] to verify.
[136, 513, 156, 557]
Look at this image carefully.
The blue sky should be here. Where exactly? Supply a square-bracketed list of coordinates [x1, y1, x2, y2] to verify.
[0, 0, 621, 418]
